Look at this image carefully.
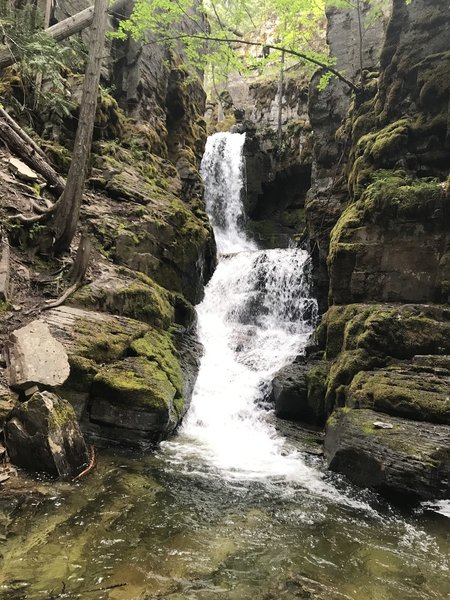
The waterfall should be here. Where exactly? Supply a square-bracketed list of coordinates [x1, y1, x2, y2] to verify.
[167, 132, 320, 483]
[200, 132, 258, 254]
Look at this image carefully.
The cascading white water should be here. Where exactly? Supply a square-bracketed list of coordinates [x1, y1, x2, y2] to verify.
[165, 131, 327, 485]
[200, 132, 257, 254]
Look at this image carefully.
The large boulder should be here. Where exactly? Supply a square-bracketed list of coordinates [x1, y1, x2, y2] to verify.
[272, 359, 328, 424]
[43, 306, 194, 447]
[5, 391, 89, 479]
[5, 320, 70, 391]
[325, 408, 450, 500]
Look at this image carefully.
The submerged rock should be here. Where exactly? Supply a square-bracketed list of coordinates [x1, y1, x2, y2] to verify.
[5, 391, 89, 479]
[325, 408, 450, 500]
[5, 320, 70, 392]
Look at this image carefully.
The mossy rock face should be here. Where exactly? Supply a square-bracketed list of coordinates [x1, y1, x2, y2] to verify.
[319, 303, 450, 414]
[44, 307, 189, 447]
[92, 357, 176, 411]
[90, 356, 180, 445]
[328, 171, 450, 305]
[130, 330, 183, 399]
[5, 391, 89, 479]
[346, 365, 450, 424]
[322, 303, 450, 361]
[324, 408, 450, 500]
[71, 266, 174, 329]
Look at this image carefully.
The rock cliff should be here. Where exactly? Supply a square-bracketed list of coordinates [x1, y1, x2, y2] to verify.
[274, 0, 450, 501]
[0, 0, 215, 471]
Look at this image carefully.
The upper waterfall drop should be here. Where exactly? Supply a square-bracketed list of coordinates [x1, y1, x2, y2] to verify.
[200, 132, 257, 254]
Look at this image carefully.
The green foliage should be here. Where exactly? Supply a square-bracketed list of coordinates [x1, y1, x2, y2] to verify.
[0, 2, 87, 123]
[115, 0, 332, 86]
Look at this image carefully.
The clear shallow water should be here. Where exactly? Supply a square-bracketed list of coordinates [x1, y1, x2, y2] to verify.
[0, 133, 449, 599]
[0, 450, 449, 600]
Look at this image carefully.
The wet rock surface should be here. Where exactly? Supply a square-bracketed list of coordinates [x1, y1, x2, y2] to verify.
[5, 391, 89, 479]
[325, 408, 450, 500]
[272, 358, 328, 425]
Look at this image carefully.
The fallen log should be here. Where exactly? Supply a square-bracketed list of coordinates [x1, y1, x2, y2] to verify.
[0, 0, 130, 70]
[0, 112, 65, 195]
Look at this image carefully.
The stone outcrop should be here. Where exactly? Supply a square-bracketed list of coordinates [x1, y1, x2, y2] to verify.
[5, 391, 89, 479]
[306, 1, 389, 310]
[42, 306, 195, 447]
[325, 408, 450, 501]
[5, 320, 70, 391]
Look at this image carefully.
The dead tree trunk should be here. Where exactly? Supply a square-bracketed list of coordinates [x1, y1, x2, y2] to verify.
[49, 0, 108, 253]
[0, 0, 128, 70]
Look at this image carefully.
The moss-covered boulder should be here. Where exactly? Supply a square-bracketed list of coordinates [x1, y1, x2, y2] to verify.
[5, 391, 89, 479]
[90, 357, 179, 445]
[316, 303, 450, 415]
[44, 306, 192, 448]
[346, 365, 450, 424]
[320, 303, 450, 362]
[325, 408, 450, 500]
[328, 172, 450, 305]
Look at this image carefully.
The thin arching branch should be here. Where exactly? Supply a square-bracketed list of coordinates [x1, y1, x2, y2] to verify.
[144, 34, 358, 92]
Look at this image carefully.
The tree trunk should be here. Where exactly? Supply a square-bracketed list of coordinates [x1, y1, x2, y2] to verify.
[34, 0, 53, 110]
[49, 0, 108, 252]
[0, 0, 128, 70]
[277, 50, 285, 144]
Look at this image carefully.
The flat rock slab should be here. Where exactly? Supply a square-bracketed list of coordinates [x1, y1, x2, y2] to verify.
[5, 320, 70, 390]
[8, 158, 39, 183]
[325, 408, 450, 500]
[346, 364, 450, 424]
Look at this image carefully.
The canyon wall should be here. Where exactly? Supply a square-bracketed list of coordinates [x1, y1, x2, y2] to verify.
[275, 0, 450, 500]
[0, 0, 215, 462]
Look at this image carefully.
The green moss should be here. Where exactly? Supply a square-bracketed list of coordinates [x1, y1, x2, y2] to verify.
[305, 362, 329, 423]
[40, 140, 72, 174]
[347, 368, 450, 424]
[73, 278, 174, 329]
[325, 349, 380, 414]
[130, 328, 183, 397]
[92, 356, 176, 410]
[328, 203, 363, 266]
[73, 316, 147, 364]
[321, 304, 378, 359]
[65, 355, 98, 392]
[361, 170, 446, 222]
[48, 396, 78, 431]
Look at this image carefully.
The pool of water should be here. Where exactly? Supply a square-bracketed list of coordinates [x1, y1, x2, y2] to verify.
[1, 442, 449, 600]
